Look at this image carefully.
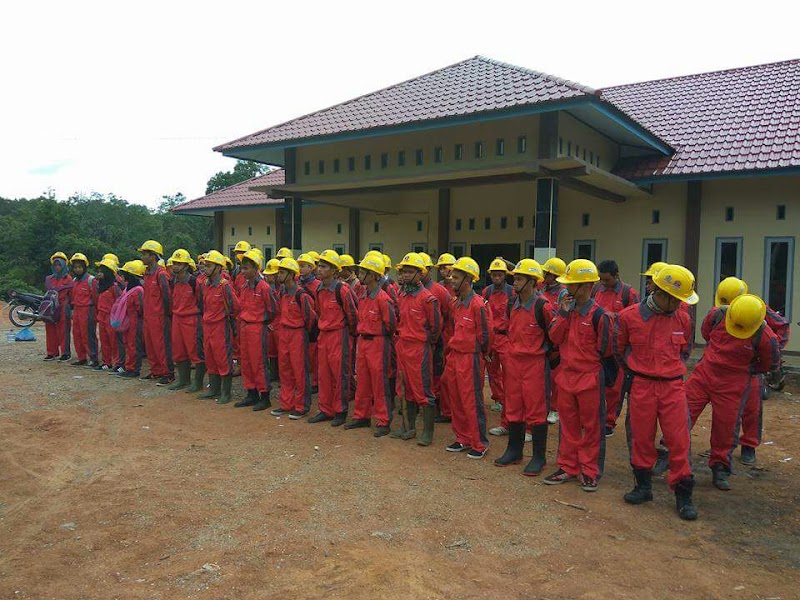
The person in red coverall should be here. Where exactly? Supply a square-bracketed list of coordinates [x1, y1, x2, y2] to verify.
[44, 252, 73, 361]
[197, 250, 240, 405]
[483, 258, 515, 419]
[307, 249, 358, 427]
[94, 256, 125, 371]
[543, 259, 612, 492]
[298, 253, 321, 391]
[138, 240, 174, 385]
[494, 259, 553, 474]
[444, 257, 493, 460]
[433, 253, 456, 423]
[165, 250, 203, 392]
[616, 264, 699, 520]
[688, 293, 780, 490]
[420, 253, 452, 425]
[540, 257, 569, 425]
[233, 249, 277, 412]
[68, 252, 99, 367]
[345, 255, 398, 437]
[262, 259, 282, 383]
[115, 261, 146, 378]
[391, 252, 440, 443]
[269, 257, 318, 420]
[592, 259, 640, 437]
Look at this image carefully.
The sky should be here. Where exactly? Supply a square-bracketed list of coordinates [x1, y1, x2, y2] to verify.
[1, 0, 797, 208]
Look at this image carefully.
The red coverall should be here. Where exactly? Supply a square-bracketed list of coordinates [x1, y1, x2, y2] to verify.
[277, 286, 317, 412]
[70, 273, 98, 362]
[541, 283, 567, 412]
[505, 295, 553, 426]
[316, 281, 358, 417]
[616, 303, 693, 489]
[202, 276, 240, 377]
[396, 284, 440, 407]
[687, 307, 779, 470]
[96, 282, 124, 367]
[142, 264, 173, 377]
[445, 291, 493, 452]
[238, 278, 277, 393]
[593, 280, 639, 429]
[482, 283, 514, 406]
[425, 279, 452, 416]
[122, 286, 145, 374]
[44, 273, 73, 357]
[435, 281, 455, 418]
[231, 270, 246, 362]
[354, 286, 397, 426]
[171, 275, 203, 366]
[301, 275, 322, 387]
[549, 300, 612, 480]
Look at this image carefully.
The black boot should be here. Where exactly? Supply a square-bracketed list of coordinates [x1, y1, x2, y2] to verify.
[252, 391, 271, 411]
[198, 374, 221, 399]
[523, 423, 549, 476]
[186, 363, 206, 393]
[675, 477, 698, 520]
[494, 422, 525, 466]
[417, 405, 436, 446]
[344, 418, 371, 430]
[401, 402, 418, 440]
[711, 464, 732, 491]
[331, 411, 348, 427]
[216, 374, 233, 404]
[653, 446, 670, 476]
[624, 469, 654, 504]
[235, 389, 259, 408]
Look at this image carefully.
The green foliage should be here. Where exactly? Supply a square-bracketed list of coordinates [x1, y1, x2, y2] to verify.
[205, 160, 269, 194]
[0, 192, 212, 298]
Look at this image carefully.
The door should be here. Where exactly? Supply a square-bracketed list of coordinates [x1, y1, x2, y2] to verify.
[469, 243, 521, 290]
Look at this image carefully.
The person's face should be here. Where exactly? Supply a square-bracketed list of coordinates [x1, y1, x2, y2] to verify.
[141, 251, 156, 266]
[299, 262, 314, 277]
[53, 261, 63, 273]
[278, 268, 295, 285]
[173, 262, 189, 276]
[513, 274, 532, 295]
[235, 252, 245, 264]
[400, 266, 420, 286]
[645, 277, 656, 295]
[490, 272, 506, 286]
[317, 261, 336, 281]
[653, 289, 681, 313]
[266, 274, 277, 285]
[599, 272, 617, 289]
[438, 266, 451, 280]
[543, 272, 557, 286]
[204, 262, 218, 277]
[72, 262, 85, 276]
[340, 267, 353, 280]
[241, 260, 257, 280]
[357, 268, 371, 285]
[450, 269, 468, 292]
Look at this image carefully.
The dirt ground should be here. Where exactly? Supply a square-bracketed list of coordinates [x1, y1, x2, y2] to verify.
[1, 321, 798, 600]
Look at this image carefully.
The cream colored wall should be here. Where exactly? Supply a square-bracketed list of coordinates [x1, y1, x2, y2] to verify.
[300, 204, 351, 255]
[222, 209, 277, 257]
[558, 112, 620, 171]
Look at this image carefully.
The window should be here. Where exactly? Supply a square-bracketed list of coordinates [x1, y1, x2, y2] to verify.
[373, 222, 380, 233]
[583, 149, 587, 161]
[262, 246, 274, 260]
[332, 244, 346, 255]
[454, 144, 464, 160]
[581, 213, 590, 227]
[725, 206, 734, 221]
[318, 160, 325, 174]
[641, 239, 668, 295]
[714, 237, 743, 283]
[369, 243, 383, 252]
[364, 155, 372, 170]
[348, 157, 356, 171]
[596, 155, 601, 167]
[415, 149, 424, 166]
[398, 150, 406, 166]
[266, 226, 271, 236]
[411, 243, 428, 253]
[517, 216, 524, 229]
[777, 205, 786, 220]
[559, 137, 563, 154]
[574, 240, 596, 262]
[764, 237, 795, 319]
[248, 226, 252, 236]
[416, 220, 423, 232]
[455, 218, 462, 231]
[468, 218, 475, 231]
[380, 153, 388, 169]
[230, 227, 235, 236]
[474, 141, 485, 159]
[567, 141, 572, 155]
[484, 217, 491, 230]
[589, 151, 594, 164]
[336, 223, 342, 234]
[517, 136, 527, 153]
[333, 158, 340, 173]
[652, 210, 660, 224]
[500, 217, 508, 229]
[433, 146, 443, 163]
[450, 243, 466, 257]
[304, 161, 310, 176]
[575, 144, 580, 157]
[496, 138, 505, 156]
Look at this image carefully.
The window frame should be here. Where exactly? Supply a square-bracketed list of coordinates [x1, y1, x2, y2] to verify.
[714, 236, 743, 284]
[449, 242, 466, 257]
[763, 236, 795, 320]
[573, 239, 596, 262]
[641, 238, 668, 295]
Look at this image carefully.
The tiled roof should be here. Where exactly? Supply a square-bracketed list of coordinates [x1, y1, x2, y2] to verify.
[215, 56, 594, 151]
[172, 169, 285, 213]
[601, 59, 800, 179]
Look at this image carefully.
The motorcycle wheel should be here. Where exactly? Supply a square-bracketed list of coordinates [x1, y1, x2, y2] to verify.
[9, 304, 36, 328]
[767, 373, 786, 392]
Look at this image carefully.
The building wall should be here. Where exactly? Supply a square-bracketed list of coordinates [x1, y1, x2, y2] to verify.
[221, 208, 277, 259]
[557, 112, 620, 171]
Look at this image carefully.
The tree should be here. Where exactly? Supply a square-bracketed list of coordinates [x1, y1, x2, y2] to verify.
[205, 160, 270, 194]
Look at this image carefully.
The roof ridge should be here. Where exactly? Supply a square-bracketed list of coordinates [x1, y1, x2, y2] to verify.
[177, 169, 284, 208]
[602, 57, 800, 91]
[475, 55, 596, 94]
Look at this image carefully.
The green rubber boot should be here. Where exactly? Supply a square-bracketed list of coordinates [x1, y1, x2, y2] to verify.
[401, 402, 419, 440]
[186, 363, 206, 393]
[216, 374, 233, 404]
[167, 361, 191, 390]
[198, 374, 221, 399]
[417, 404, 436, 446]
[390, 400, 410, 439]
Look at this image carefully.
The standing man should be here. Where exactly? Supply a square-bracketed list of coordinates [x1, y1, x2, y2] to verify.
[544, 259, 612, 492]
[434, 253, 456, 423]
[420, 252, 452, 426]
[94, 255, 124, 371]
[68, 252, 99, 367]
[138, 240, 174, 385]
[593, 259, 640, 436]
[338, 254, 363, 296]
[482, 258, 514, 414]
[298, 253, 321, 391]
[167, 250, 203, 392]
[616, 264, 699, 520]
[540, 257, 568, 424]
[44, 252, 73, 361]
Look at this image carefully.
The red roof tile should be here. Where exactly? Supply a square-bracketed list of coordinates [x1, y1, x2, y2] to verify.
[172, 169, 284, 213]
[601, 59, 800, 179]
[215, 56, 593, 151]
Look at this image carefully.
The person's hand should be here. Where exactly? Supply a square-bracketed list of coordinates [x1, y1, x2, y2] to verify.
[560, 294, 573, 312]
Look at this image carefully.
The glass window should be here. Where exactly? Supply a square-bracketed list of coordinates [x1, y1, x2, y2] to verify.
[574, 240, 596, 262]
[454, 144, 464, 160]
[318, 160, 325, 174]
[500, 217, 508, 229]
[337, 223, 342, 234]
[652, 210, 660, 224]
[373, 222, 379, 233]
[262, 246, 273, 260]
[248, 226, 252, 236]
[496, 139, 505, 156]
[348, 157, 356, 171]
[641, 239, 668, 295]
[381, 153, 389, 169]
[231, 227, 235, 236]
[714, 237, 742, 283]
[777, 205, 786, 220]
[364, 155, 371, 170]
[517, 136, 527, 153]
[725, 207, 734, 221]
[398, 150, 406, 166]
[304, 161, 310, 176]
[517, 216, 524, 229]
[450, 243, 466, 257]
[764, 237, 795, 319]
[455, 218, 462, 231]
[484, 217, 491, 230]
[468, 218, 475, 231]
[581, 213, 590, 227]
[415, 149, 423, 165]
[434, 146, 443, 163]
[416, 220, 423, 232]
[333, 158, 340, 173]
[332, 244, 346, 255]
[266, 226, 271, 236]
[474, 141, 484, 159]
[559, 137, 563, 154]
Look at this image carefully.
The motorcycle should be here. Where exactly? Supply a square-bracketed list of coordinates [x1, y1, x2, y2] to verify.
[7, 290, 59, 328]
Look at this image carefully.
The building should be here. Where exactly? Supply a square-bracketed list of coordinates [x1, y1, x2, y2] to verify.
[174, 56, 800, 351]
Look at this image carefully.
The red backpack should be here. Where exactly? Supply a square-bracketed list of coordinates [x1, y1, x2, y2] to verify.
[110, 286, 142, 332]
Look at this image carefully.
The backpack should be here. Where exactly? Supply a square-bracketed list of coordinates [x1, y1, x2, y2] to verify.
[38, 289, 60, 324]
[299, 281, 348, 342]
[588, 306, 618, 387]
[110, 286, 142, 332]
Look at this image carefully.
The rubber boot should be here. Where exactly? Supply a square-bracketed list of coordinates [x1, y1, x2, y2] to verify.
[390, 400, 410, 438]
[167, 361, 191, 390]
[623, 469, 654, 504]
[523, 423, 548, 476]
[198, 374, 221, 399]
[252, 391, 271, 412]
[675, 477, 698, 520]
[653, 446, 670, 476]
[401, 402, 419, 440]
[417, 405, 436, 446]
[331, 411, 348, 427]
[186, 363, 206, 393]
[235, 389, 259, 408]
[216, 374, 233, 404]
[711, 464, 732, 491]
[494, 422, 525, 466]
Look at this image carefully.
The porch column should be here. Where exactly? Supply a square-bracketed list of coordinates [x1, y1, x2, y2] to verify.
[534, 178, 558, 262]
[684, 180, 702, 344]
[213, 211, 224, 250]
[349, 208, 360, 258]
[437, 188, 451, 257]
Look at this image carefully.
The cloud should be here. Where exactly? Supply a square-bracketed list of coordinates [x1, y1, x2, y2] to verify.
[28, 160, 71, 176]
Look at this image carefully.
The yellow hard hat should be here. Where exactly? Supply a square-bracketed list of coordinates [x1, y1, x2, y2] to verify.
[70, 252, 89, 266]
[318, 249, 341, 269]
[95, 257, 119, 273]
[252, 247, 264, 259]
[120, 260, 146, 277]
[188, 258, 197, 271]
[158, 259, 165, 267]
[436, 253, 456, 267]
[137, 240, 163, 255]
[557, 259, 600, 284]
[50, 252, 68, 264]
[166, 258, 174, 267]
[263, 258, 281, 275]
[358, 255, 385, 277]
[715, 276, 748, 307]
[725, 294, 766, 339]
[204, 250, 227, 268]
[653, 264, 699, 305]
[197, 253, 207, 262]
[100, 253, 119, 266]
[224, 256, 233, 271]
[339, 254, 356, 268]
[276, 247, 293, 259]
[169, 248, 193, 265]
[241, 248, 264, 270]
[234, 240, 252, 254]
[641, 261, 668, 278]
[382, 254, 392, 270]
[396, 252, 426, 271]
[278, 257, 300, 275]
[488, 257, 509, 274]
[297, 253, 316, 267]
[364, 250, 384, 262]
[542, 257, 567, 277]
[418, 252, 435, 268]
[308, 250, 321, 264]
[452, 256, 480, 282]
[512, 258, 544, 281]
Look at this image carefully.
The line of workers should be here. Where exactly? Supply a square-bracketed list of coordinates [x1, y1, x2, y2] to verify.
[43, 241, 789, 521]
